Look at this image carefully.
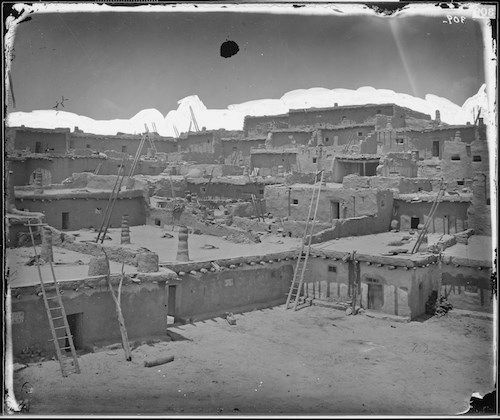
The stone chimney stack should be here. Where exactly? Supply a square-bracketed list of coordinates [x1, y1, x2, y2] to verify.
[478, 117, 484, 126]
[435, 110, 441, 124]
[386, 116, 393, 130]
[454, 130, 462, 142]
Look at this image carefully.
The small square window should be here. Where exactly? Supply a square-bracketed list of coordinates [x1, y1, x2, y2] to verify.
[86, 144, 91, 148]
[451, 155, 461, 161]
[154, 219, 161, 226]
[259, 189, 264, 195]
[473, 155, 482, 162]
[325, 137, 330, 143]
[358, 132, 363, 137]
[122, 146, 127, 153]
[312, 157, 317, 163]
[292, 199, 299, 205]
[396, 138, 404, 144]
[457, 180, 464, 186]
[200, 187, 207, 193]
[486, 198, 491, 205]
[328, 266, 337, 273]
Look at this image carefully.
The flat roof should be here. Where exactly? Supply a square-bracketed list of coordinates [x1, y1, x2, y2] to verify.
[442, 235, 493, 267]
[395, 193, 472, 203]
[250, 148, 298, 155]
[15, 188, 143, 200]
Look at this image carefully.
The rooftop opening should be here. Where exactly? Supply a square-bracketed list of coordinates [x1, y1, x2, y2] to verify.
[473, 155, 482, 162]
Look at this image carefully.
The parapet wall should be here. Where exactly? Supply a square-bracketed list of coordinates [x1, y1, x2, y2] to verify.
[342, 174, 436, 193]
[308, 214, 388, 244]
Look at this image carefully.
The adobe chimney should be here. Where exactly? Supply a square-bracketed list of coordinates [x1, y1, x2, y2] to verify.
[435, 110, 441, 124]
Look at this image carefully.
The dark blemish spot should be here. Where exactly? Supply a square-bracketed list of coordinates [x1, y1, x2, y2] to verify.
[369, 2, 409, 15]
[293, 4, 304, 8]
[220, 40, 239, 58]
[439, 2, 450, 8]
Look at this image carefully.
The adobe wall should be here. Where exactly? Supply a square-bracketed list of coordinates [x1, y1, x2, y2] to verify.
[222, 139, 265, 165]
[467, 174, 492, 235]
[172, 263, 294, 322]
[10, 276, 169, 358]
[70, 134, 176, 156]
[379, 152, 418, 178]
[8, 156, 169, 186]
[186, 180, 266, 200]
[250, 153, 298, 175]
[394, 200, 470, 234]
[13, 130, 69, 154]
[319, 126, 375, 148]
[232, 216, 331, 238]
[243, 114, 290, 137]
[14, 194, 146, 231]
[332, 160, 379, 183]
[304, 257, 440, 319]
[271, 131, 312, 148]
[440, 263, 493, 312]
[264, 185, 393, 225]
[342, 175, 435, 194]
[288, 104, 395, 128]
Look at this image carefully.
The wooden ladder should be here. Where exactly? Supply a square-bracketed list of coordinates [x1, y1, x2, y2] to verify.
[26, 222, 80, 377]
[411, 180, 447, 254]
[285, 170, 324, 310]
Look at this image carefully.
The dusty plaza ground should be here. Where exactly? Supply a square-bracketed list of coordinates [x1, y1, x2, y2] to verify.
[12, 304, 494, 416]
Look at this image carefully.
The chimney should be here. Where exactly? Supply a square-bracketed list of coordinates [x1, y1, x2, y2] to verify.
[454, 130, 461, 142]
[435, 110, 441, 124]
[466, 122, 471, 125]
[478, 117, 484, 126]
[386, 116, 393, 130]
[334, 102, 339, 107]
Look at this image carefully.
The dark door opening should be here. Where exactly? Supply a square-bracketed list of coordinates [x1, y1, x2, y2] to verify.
[432, 141, 440, 157]
[443, 215, 449, 234]
[167, 285, 176, 324]
[35, 142, 42, 153]
[411, 217, 420, 229]
[367, 283, 384, 310]
[61, 212, 69, 230]
[330, 201, 340, 221]
[66, 313, 83, 351]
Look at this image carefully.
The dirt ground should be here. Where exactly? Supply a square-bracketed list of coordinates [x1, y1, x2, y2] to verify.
[9, 305, 495, 416]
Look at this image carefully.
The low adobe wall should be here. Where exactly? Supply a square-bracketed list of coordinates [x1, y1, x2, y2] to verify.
[309, 215, 388, 244]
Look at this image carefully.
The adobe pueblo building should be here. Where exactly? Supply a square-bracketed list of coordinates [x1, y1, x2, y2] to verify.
[5, 101, 495, 371]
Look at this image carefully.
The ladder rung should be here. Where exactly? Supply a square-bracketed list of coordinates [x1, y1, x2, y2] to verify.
[52, 316, 65, 320]
[46, 295, 59, 300]
[49, 336, 70, 341]
[54, 326, 67, 330]
[24, 223, 48, 227]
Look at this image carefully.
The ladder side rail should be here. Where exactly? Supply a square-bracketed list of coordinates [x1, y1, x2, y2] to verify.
[128, 135, 146, 178]
[27, 223, 65, 376]
[411, 189, 442, 252]
[411, 185, 445, 253]
[47, 260, 80, 374]
[99, 172, 128, 244]
[96, 157, 126, 242]
[293, 172, 324, 310]
[285, 256, 305, 308]
[413, 187, 446, 253]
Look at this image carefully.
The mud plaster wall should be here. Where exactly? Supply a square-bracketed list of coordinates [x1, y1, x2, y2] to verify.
[288, 105, 395, 128]
[264, 185, 393, 225]
[271, 131, 312, 148]
[222, 139, 265, 165]
[407, 126, 477, 159]
[173, 263, 294, 322]
[380, 154, 418, 178]
[332, 160, 379, 183]
[305, 259, 439, 318]
[467, 174, 492, 235]
[11, 281, 167, 358]
[251, 153, 298, 175]
[244, 115, 290, 137]
[186, 181, 265, 200]
[342, 175, 434, 194]
[13, 130, 69, 154]
[178, 133, 222, 156]
[232, 216, 331, 238]
[319, 126, 374, 148]
[394, 200, 470, 234]
[69, 135, 177, 155]
[9, 157, 168, 186]
[15, 196, 146, 231]
[309, 215, 388, 243]
[440, 264, 493, 310]
[441, 139, 490, 184]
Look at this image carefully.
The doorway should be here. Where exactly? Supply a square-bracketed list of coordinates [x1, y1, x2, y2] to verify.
[443, 215, 449, 234]
[66, 313, 83, 351]
[330, 201, 340, 221]
[167, 285, 176, 324]
[432, 141, 440, 157]
[35, 142, 42, 153]
[367, 283, 384, 310]
[61, 212, 69, 230]
[411, 217, 420, 229]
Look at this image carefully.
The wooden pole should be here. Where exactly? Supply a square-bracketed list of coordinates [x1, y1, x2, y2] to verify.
[103, 251, 132, 361]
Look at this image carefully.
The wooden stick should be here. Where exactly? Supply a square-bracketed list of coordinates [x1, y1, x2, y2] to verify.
[103, 250, 132, 361]
[144, 356, 174, 368]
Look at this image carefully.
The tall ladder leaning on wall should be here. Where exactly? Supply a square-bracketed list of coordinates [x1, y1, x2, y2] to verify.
[285, 169, 324, 310]
[25, 220, 81, 377]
